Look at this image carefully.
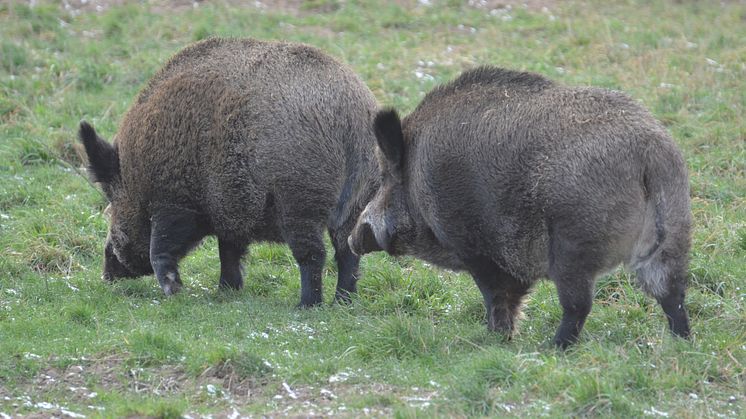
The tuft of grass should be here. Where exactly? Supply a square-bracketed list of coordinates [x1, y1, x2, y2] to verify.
[126, 330, 185, 367]
[65, 302, 95, 327]
[356, 314, 441, 360]
[194, 346, 272, 380]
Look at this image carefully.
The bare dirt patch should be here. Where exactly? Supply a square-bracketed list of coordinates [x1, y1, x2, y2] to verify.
[58, 0, 343, 15]
[2, 354, 271, 416]
[49, 0, 567, 17]
[466, 0, 563, 11]
[2, 354, 443, 416]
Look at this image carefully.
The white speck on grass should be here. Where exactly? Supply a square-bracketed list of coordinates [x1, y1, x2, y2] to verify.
[320, 388, 337, 399]
[282, 382, 298, 399]
[644, 407, 669, 417]
[329, 371, 351, 383]
[206, 384, 218, 396]
[686, 42, 698, 49]
[457, 24, 477, 33]
[497, 403, 515, 413]
[61, 409, 86, 418]
[705, 58, 719, 66]
[24, 352, 41, 360]
[659, 83, 676, 88]
[414, 70, 434, 81]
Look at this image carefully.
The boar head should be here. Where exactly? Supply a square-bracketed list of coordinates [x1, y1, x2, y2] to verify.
[348, 110, 417, 257]
[79, 121, 153, 280]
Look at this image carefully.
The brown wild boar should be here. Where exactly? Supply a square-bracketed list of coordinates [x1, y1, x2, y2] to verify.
[349, 67, 691, 347]
[79, 38, 379, 306]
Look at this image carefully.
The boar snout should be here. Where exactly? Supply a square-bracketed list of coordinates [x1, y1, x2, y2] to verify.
[103, 242, 134, 281]
[348, 221, 383, 256]
[103, 241, 150, 280]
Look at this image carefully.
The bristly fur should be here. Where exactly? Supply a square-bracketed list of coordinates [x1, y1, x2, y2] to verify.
[350, 66, 692, 347]
[80, 38, 381, 305]
[419, 66, 554, 107]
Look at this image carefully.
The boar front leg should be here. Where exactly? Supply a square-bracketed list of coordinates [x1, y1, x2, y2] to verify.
[218, 238, 246, 290]
[150, 208, 207, 296]
[283, 226, 326, 308]
[329, 229, 360, 303]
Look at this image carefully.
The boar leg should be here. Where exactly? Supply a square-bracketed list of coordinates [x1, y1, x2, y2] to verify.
[218, 238, 246, 290]
[150, 209, 206, 296]
[283, 226, 326, 307]
[466, 256, 531, 337]
[552, 275, 594, 349]
[330, 232, 360, 303]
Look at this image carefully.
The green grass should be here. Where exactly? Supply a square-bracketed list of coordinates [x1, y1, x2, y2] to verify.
[1, 0, 744, 417]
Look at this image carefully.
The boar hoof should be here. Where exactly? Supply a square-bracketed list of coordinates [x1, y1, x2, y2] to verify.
[160, 272, 183, 296]
[296, 299, 322, 309]
[486, 305, 518, 338]
[162, 281, 182, 296]
[333, 290, 354, 305]
[487, 320, 515, 339]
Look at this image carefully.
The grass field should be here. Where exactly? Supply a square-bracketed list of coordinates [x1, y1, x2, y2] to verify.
[1, 0, 744, 417]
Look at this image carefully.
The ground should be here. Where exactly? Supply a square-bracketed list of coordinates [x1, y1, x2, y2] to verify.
[1, 0, 744, 417]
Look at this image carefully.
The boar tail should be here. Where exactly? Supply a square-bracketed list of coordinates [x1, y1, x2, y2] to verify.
[636, 176, 667, 263]
[632, 136, 691, 297]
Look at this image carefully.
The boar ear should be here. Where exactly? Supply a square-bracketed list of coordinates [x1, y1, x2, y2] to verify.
[373, 108, 404, 172]
[78, 121, 119, 184]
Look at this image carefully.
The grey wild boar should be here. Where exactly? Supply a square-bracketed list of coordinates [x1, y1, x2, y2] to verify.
[349, 67, 691, 348]
[79, 38, 379, 306]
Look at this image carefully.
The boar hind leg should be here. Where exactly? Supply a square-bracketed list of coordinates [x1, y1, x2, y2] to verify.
[150, 209, 207, 296]
[552, 275, 594, 349]
[466, 256, 531, 337]
[218, 239, 246, 290]
[548, 233, 606, 348]
[330, 230, 360, 304]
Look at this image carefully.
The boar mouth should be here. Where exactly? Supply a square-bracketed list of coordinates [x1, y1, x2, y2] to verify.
[348, 222, 384, 256]
[103, 243, 151, 280]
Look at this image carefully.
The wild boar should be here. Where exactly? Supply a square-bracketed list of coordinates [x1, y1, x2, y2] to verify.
[349, 67, 691, 347]
[79, 37, 379, 306]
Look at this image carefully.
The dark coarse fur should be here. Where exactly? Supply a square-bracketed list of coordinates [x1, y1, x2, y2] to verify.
[79, 37, 380, 305]
[349, 66, 692, 347]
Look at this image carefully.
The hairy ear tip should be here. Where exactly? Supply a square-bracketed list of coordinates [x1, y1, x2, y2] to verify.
[375, 108, 401, 125]
[78, 120, 98, 142]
